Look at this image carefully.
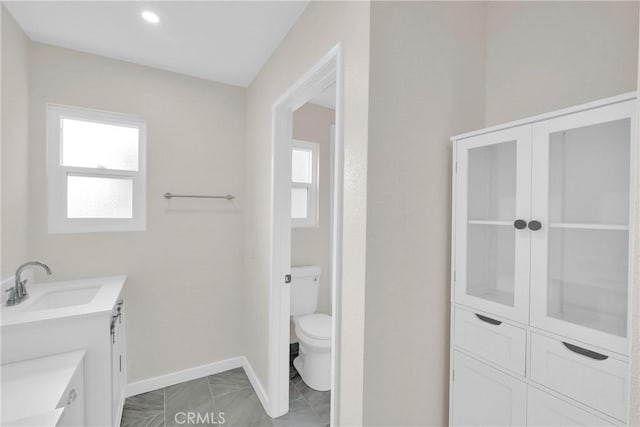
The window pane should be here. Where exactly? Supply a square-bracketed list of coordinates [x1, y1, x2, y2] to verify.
[467, 223, 515, 307]
[67, 175, 133, 218]
[549, 119, 630, 225]
[547, 228, 628, 337]
[292, 148, 312, 183]
[291, 187, 308, 219]
[62, 118, 139, 171]
[468, 141, 516, 221]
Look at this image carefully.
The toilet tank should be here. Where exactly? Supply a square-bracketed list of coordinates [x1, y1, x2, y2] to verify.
[290, 266, 322, 317]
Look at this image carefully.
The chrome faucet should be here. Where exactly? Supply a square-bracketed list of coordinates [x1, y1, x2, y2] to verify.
[5, 261, 52, 306]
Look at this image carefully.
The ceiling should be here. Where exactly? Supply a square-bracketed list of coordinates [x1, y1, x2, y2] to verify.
[5, 1, 309, 87]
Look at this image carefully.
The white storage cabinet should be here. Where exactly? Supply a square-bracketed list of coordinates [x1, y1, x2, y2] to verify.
[449, 93, 636, 426]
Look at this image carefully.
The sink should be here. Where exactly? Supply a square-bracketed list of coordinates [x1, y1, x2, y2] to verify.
[25, 286, 101, 311]
[2, 275, 125, 328]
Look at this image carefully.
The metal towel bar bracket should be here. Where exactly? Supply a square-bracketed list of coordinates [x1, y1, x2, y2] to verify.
[163, 193, 235, 201]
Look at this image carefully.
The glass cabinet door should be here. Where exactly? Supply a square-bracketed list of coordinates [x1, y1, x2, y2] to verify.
[454, 125, 532, 323]
[530, 100, 635, 354]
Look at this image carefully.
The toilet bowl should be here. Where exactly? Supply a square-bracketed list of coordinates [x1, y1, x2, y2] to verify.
[293, 313, 331, 391]
[290, 266, 332, 392]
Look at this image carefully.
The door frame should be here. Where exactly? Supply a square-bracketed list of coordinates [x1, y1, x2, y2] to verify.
[269, 43, 343, 422]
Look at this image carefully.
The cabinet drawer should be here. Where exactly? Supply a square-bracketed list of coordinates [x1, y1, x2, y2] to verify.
[452, 351, 527, 427]
[454, 307, 526, 376]
[530, 333, 627, 421]
[528, 387, 619, 426]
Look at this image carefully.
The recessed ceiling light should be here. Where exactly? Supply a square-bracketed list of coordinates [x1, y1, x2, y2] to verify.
[141, 11, 160, 24]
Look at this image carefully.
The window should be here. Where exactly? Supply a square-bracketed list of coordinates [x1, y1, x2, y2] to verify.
[47, 104, 146, 233]
[291, 140, 319, 227]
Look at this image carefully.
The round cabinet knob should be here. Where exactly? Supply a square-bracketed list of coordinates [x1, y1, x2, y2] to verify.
[67, 388, 77, 405]
[513, 219, 527, 230]
[528, 220, 542, 231]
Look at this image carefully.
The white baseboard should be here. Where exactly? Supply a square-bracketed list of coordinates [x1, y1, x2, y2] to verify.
[125, 356, 243, 397]
[241, 356, 271, 417]
[124, 355, 271, 416]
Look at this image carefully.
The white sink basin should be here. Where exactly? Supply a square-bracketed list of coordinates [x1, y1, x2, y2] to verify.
[1, 276, 126, 328]
[26, 286, 101, 312]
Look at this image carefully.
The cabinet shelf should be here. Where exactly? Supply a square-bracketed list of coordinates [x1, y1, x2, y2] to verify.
[468, 220, 512, 226]
[549, 223, 628, 231]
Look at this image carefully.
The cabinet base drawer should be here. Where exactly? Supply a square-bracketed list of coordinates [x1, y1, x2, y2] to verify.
[530, 333, 627, 421]
[454, 307, 526, 376]
[452, 351, 527, 426]
[528, 387, 619, 427]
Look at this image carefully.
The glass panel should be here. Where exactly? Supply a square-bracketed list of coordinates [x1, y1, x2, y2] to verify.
[549, 119, 630, 225]
[547, 228, 628, 337]
[292, 148, 312, 184]
[291, 187, 308, 219]
[67, 175, 133, 219]
[467, 224, 515, 307]
[62, 118, 139, 171]
[468, 141, 517, 221]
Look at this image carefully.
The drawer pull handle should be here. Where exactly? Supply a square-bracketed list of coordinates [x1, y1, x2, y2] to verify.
[475, 314, 502, 325]
[562, 342, 608, 360]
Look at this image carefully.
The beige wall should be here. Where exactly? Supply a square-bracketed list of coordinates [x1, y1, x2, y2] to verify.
[485, 1, 639, 126]
[245, 1, 370, 423]
[363, 2, 638, 425]
[363, 2, 487, 425]
[27, 43, 246, 383]
[1, 7, 30, 278]
[291, 102, 335, 318]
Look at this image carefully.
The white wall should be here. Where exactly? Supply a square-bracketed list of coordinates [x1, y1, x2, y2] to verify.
[291, 102, 335, 318]
[363, 3, 487, 425]
[1, 7, 30, 278]
[26, 43, 246, 383]
[485, 1, 639, 126]
[244, 2, 370, 423]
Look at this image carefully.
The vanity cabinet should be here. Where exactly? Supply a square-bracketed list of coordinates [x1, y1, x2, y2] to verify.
[449, 94, 635, 426]
[1, 276, 127, 427]
[111, 299, 126, 426]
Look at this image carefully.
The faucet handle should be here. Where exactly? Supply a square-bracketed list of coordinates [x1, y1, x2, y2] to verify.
[5, 287, 18, 305]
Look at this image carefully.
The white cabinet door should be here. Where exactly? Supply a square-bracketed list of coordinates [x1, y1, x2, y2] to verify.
[451, 351, 527, 427]
[530, 100, 636, 354]
[110, 299, 126, 427]
[455, 125, 532, 323]
[56, 357, 85, 427]
[528, 386, 619, 427]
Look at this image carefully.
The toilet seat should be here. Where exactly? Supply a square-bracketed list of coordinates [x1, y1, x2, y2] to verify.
[296, 314, 331, 340]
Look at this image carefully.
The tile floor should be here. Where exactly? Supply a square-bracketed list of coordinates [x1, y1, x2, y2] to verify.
[120, 366, 330, 427]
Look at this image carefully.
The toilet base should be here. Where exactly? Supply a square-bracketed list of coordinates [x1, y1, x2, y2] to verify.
[293, 345, 331, 392]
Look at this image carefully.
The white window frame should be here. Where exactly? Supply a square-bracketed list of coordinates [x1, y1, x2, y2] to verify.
[46, 104, 147, 233]
[291, 140, 319, 228]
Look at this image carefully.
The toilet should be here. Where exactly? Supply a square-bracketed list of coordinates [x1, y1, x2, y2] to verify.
[290, 266, 332, 391]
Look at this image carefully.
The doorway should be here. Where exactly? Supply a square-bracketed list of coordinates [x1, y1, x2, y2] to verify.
[269, 44, 343, 425]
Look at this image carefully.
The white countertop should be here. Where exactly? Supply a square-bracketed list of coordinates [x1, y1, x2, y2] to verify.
[1, 350, 85, 425]
[4, 409, 64, 427]
[1, 275, 126, 328]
